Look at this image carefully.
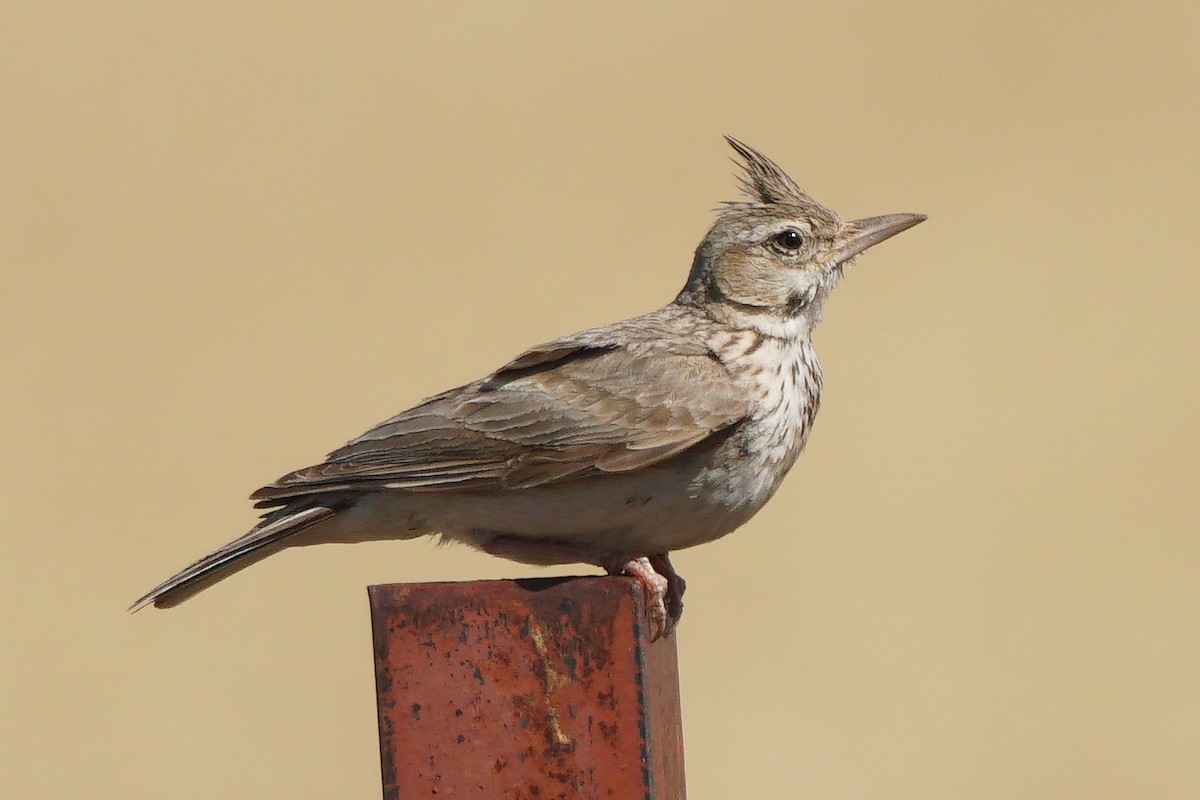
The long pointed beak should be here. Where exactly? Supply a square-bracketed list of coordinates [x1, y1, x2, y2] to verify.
[833, 213, 927, 264]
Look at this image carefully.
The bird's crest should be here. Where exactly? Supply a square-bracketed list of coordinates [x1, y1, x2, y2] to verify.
[725, 135, 815, 207]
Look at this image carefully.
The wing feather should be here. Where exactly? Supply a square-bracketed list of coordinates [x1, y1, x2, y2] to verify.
[251, 316, 748, 504]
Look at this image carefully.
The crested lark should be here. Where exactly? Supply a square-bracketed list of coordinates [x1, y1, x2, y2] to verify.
[132, 137, 925, 636]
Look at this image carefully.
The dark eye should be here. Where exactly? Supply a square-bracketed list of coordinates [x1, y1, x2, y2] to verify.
[773, 229, 804, 251]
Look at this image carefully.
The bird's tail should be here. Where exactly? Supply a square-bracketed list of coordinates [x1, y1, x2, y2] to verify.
[129, 504, 338, 611]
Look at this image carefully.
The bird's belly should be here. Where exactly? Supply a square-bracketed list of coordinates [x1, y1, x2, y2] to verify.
[415, 465, 756, 555]
[317, 447, 757, 558]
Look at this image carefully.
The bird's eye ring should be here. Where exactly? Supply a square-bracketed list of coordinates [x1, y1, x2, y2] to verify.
[772, 229, 804, 251]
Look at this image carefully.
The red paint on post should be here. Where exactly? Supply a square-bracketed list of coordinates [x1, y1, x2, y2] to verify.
[369, 576, 685, 799]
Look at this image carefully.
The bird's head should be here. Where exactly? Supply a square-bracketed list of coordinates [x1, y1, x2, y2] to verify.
[677, 136, 925, 338]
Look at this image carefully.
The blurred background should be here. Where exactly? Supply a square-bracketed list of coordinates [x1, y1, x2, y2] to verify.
[3, 2, 1197, 798]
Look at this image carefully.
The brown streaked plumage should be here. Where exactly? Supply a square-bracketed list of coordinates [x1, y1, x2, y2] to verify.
[251, 315, 748, 498]
[132, 137, 926, 637]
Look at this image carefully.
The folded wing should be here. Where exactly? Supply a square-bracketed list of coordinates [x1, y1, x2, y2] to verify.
[251, 332, 748, 504]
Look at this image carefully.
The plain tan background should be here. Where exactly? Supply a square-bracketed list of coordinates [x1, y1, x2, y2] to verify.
[3, 2, 1198, 797]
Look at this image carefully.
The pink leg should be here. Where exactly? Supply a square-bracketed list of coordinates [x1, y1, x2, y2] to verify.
[479, 536, 684, 639]
[611, 556, 670, 638]
[649, 553, 686, 633]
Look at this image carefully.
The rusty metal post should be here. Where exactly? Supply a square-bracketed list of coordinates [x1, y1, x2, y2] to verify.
[369, 576, 685, 799]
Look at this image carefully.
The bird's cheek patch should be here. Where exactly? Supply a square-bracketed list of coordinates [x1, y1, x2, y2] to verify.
[713, 254, 788, 308]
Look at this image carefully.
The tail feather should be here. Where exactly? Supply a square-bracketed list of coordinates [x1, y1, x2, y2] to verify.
[129, 504, 338, 612]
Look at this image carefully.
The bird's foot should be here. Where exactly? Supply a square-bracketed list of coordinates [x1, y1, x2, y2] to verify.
[650, 553, 686, 629]
[612, 556, 670, 638]
[477, 535, 686, 640]
[608, 553, 685, 640]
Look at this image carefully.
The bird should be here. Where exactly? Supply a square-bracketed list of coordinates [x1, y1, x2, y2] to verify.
[131, 137, 925, 637]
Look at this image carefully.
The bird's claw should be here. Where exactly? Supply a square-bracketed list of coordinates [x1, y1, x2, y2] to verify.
[650, 553, 686, 626]
[618, 554, 685, 640]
